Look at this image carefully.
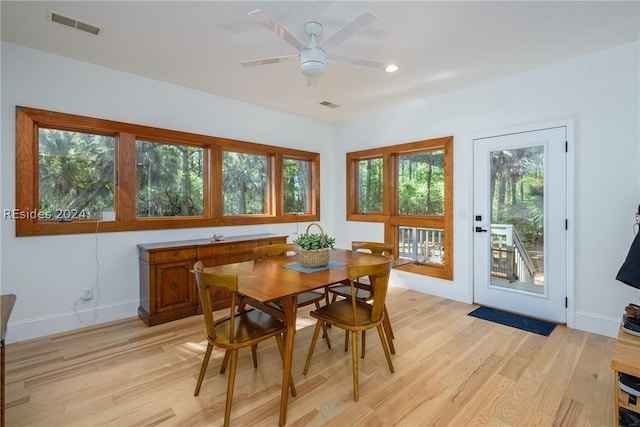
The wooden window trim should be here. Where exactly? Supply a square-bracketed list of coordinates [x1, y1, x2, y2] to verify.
[347, 136, 453, 280]
[15, 106, 320, 236]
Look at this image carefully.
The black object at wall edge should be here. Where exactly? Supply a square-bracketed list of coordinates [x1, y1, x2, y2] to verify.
[617, 231, 640, 290]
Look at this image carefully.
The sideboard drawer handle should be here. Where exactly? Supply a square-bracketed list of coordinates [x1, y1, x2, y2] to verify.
[171, 281, 179, 290]
[173, 251, 179, 257]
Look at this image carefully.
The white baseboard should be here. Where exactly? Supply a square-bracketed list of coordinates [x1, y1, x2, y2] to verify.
[391, 270, 471, 304]
[573, 310, 622, 338]
[6, 300, 139, 343]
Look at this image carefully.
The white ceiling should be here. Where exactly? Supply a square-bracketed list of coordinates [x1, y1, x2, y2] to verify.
[2, 1, 639, 123]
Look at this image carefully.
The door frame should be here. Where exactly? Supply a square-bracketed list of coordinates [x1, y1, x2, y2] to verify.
[467, 118, 575, 328]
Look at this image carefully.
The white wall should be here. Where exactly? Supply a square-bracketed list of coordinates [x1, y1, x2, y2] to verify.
[334, 41, 640, 337]
[0, 42, 335, 341]
[2, 40, 638, 342]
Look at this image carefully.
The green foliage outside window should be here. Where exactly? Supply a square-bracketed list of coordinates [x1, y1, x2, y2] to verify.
[136, 140, 204, 217]
[490, 146, 544, 247]
[358, 157, 383, 214]
[398, 150, 444, 215]
[38, 129, 115, 219]
[223, 151, 268, 215]
[284, 158, 310, 213]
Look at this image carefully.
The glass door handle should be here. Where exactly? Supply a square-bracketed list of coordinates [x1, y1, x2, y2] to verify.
[475, 227, 488, 233]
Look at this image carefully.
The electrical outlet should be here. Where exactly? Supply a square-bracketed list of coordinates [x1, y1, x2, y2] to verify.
[82, 288, 94, 301]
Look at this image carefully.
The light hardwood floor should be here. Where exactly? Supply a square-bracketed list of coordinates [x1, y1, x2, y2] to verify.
[5, 288, 616, 426]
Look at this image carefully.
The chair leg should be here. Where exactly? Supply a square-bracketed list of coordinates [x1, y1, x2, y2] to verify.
[275, 334, 297, 397]
[321, 322, 332, 349]
[223, 350, 239, 427]
[382, 314, 395, 355]
[220, 350, 230, 374]
[384, 305, 395, 339]
[351, 331, 359, 402]
[194, 343, 213, 396]
[251, 344, 258, 368]
[376, 324, 394, 374]
[344, 330, 349, 352]
[303, 320, 323, 375]
[315, 302, 331, 349]
[361, 331, 366, 358]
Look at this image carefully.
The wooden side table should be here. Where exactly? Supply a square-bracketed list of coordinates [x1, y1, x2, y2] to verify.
[1, 294, 16, 427]
[611, 316, 640, 427]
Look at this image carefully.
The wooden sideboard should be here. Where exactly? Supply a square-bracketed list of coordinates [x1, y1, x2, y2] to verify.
[138, 233, 287, 326]
[611, 316, 640, 427]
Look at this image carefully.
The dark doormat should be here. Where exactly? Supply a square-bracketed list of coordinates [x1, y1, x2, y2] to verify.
[468, 306, 557, 336]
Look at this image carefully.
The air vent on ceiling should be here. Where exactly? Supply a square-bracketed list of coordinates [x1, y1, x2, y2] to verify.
[49, 12, 101, 36]
[319, 101, 340, 109]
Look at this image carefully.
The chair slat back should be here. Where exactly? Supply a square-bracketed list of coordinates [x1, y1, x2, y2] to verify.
[352, 241, 394, 257]
[193, 261, 239, 342]
[252, 243, 299, 261]
[347, 260, 392, 324]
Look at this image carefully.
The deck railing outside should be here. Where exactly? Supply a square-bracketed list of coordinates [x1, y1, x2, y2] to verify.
[397, 225, 536, 282]
[491, 224, 536, 283]
[397, 226, 444, 265]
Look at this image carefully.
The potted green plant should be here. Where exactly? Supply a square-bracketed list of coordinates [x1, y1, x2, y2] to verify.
[293, 223, 336, 267]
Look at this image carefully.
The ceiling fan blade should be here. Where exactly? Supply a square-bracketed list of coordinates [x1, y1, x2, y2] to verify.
[240, 55, 297, 67]
[249, 9, 308, 52]
[318, 11, 377, 52]
[327, 53, 385, 70]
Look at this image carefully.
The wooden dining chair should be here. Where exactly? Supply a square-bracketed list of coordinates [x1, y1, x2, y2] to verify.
[252, 243, 331, 349]
[192, 261, 295, 427]
[303, 260, 394, 402]
[327, 241, 396, 356]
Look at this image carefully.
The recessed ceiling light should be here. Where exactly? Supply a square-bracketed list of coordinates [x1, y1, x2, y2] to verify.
[385, 64, 399, 73]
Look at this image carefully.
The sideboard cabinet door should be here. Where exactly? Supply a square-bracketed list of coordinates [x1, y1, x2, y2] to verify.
[156, 260, 195, 313]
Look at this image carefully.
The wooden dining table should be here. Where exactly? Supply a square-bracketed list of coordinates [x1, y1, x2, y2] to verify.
[204, 248, 409, 426]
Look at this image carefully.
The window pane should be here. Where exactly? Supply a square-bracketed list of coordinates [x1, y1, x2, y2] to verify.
[136, 140, 204, 217]
[357, 157, 383, 214]
[397, 226, 445, 266]
[398, 150, 444, 215]
[222, 151, 268, 215]
[284, 158, 310, 213]
[490, 146, 545, 293]
[39, 128, 115, 219]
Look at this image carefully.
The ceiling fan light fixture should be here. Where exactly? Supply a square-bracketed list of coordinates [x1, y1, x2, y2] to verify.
[244, 10, 381, 80]
[385, 64, 399, 73]
[300, 48, 327, 77]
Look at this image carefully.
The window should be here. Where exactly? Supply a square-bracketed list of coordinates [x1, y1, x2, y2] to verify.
[222, 151, 268, 215]
[357, 157, 383, 214]
[38, 128, 115, 220]
[397, 150, 444, 215]
[136, 139, 205, 217]
[283, 157, 312, 214]
[14, 107, 320, 236]
[347, 136, 453, 279]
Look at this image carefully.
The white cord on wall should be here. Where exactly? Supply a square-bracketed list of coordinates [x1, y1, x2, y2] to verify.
[73, 220, 101, 324]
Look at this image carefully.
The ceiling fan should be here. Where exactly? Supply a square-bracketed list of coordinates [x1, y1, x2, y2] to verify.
[240, 9, 386, 78]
